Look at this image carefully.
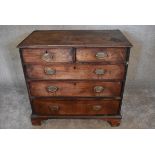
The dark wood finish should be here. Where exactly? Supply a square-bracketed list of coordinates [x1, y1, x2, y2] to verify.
[103, 118, 121, 127]
[76, 48, 126, 63]
[18, 30, 132, 127]
[22, 48, 73, 64]
[31, 114, 122, 126]
[17, 30, 132, 48]
[29, 81, 122, 97]
[32, 98, 120, 115]
[31, 117, 44, 126]
[26, 64, 125, 80]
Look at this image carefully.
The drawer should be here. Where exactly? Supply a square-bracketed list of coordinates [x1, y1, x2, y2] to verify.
[22, 48, 73, 64]
[29, 81, 121, 97]
[32, 98, 120, 115]
[26, 64, 125, 80]
[76, 48, 126, 63]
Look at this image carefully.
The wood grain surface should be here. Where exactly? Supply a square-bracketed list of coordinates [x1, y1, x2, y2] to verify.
[26, 64, 125, 80]
[76, 48, 126, 63]
[32, 98, 120, 115]
[17, 30, 132, 126]
[17, 30, 132, 48]
[22, 48, 73, 63]
[29, 81, 122, 97]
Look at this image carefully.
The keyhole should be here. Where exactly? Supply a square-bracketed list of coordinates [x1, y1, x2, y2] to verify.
[74, 66, 76, 69]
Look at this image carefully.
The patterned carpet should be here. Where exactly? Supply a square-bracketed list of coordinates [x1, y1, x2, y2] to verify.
[0, 85, 155, 129]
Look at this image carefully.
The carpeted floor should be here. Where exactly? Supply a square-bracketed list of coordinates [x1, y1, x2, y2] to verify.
[0, 85, 155, 129]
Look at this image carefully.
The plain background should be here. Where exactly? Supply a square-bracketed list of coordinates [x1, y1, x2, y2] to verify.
[0, 25, 155, 90]
[0, 0, 155, 154]
[0, 0, 155, 155]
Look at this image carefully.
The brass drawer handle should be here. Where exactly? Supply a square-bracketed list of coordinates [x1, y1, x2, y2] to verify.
[42, 51, 53, 62]
[44, 67, 56, 75]
[47, 86, 58, 93]
[49, 105, 59, 112]
[95, 69, 105, 75]
[92, 105, 102, 111]
[96, 52, 108, 59]
[94, 86, 104, 93]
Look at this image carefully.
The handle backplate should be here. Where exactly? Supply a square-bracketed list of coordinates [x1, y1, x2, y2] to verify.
[95, 69, 105, 75]
[47, 86, 58, 93]
[49, 105, 59, 112]
[96, 52, 108, 59]
[94, 86, 104, 93]
[44, 67, 56, 75]
[92, 105, 102, 111]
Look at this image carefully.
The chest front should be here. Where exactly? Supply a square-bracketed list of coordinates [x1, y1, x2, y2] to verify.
[18, 30, 132, 127]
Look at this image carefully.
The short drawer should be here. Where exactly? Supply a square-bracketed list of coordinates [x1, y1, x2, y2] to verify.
[22, 48, 73, 64]
[29, 81, 122, 97]
[76, 48, 126, 63]
[26, 64, 125, 80]
[32, 98, 120, 115]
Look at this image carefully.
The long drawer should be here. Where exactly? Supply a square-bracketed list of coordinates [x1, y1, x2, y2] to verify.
[32, 98, 120, 115]
[29, 81, 122, 97]
[26, 64, 125, 80]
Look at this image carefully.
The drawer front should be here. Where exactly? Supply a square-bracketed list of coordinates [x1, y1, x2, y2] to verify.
[22, 48, 73, 63]
[76, 48, 126, 63]
[32, 98, 120, 115]
[29, 81, 121, 97]
[26, 64, 125, 80]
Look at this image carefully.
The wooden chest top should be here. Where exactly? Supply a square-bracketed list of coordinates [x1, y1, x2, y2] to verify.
[17, 30, 132, 48]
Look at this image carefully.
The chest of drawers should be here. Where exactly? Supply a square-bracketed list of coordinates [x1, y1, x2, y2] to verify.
[18, 30, 132, 127]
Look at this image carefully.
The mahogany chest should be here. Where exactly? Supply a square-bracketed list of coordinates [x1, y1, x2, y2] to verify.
[18, 30, 132, 126]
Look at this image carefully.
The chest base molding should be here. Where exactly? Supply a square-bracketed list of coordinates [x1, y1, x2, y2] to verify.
[31, 114, 122, 127]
